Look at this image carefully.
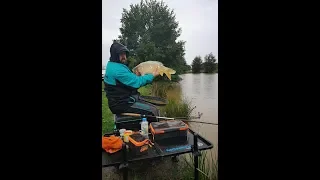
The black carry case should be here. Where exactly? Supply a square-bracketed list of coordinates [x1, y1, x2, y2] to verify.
[150, 120, 189, 144]
[114, 95, 167, 131]
[128, 133, 150, 156]
[114, 115, 142, 131]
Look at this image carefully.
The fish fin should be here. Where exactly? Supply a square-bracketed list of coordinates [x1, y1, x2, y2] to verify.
[164, 68, 173, 80]
[158, 67, 164, 76]
[159, 68, 164, 76]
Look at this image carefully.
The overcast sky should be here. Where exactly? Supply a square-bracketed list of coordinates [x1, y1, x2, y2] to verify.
[102, 0, 218, 66]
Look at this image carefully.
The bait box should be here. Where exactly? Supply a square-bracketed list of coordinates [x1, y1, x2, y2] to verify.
[150, 120, 189, 145]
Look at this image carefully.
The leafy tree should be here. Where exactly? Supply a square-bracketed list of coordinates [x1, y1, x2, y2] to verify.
[203, 52, 217, 73]
[127, 56, 137, 70]
[186, 65, 192, 71]
[116, 0, 189, 79]
[215, 63, 218, 73]
[191, 56, 202, 73]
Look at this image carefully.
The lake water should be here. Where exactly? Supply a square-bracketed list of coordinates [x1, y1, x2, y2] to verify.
[179, 73, 218, 161]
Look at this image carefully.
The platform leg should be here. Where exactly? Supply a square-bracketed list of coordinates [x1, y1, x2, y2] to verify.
[119, 143, 128, 180]
[194, 154, 198, 180]
[192, 133, 201, 180]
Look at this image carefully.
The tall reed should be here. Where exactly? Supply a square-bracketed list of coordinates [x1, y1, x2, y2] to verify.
[151, 81, 194, 118]
[182, 149, 218, 180]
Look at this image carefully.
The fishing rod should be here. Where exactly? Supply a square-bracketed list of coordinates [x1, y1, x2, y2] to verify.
[120, 112, 218, 125]
[121, 112, 200, 120]
[174, 119, 218, 125]
[173, 112, 203, 120]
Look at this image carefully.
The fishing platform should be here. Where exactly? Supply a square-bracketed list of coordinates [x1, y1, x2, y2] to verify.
[102, 129, 213, 180]
[102, 95, 214, 180]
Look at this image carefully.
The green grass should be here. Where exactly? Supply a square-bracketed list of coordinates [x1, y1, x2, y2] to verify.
[138, 84, 152, 96]
[150, 81, 194, 118]
[102, 83, 114, 134]
[151, 81, 177, 98]
[161, 98, 193, 118]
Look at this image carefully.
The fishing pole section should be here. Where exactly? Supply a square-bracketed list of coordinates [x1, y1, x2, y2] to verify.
[120, 112, 218, 125]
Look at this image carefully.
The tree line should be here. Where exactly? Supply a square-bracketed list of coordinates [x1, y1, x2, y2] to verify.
[191, 53, 218, 73]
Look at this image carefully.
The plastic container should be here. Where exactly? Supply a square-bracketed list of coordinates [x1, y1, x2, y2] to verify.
[150, 120, 189, 144]
[141, 117, 149, 138]
[119, 129, 126, 137]
[123, 130, 133, 143]
[128, 133, 150, 156]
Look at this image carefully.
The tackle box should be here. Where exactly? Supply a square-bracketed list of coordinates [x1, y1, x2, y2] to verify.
[128, 133, 150, 156]
[150, 120, 189, 144]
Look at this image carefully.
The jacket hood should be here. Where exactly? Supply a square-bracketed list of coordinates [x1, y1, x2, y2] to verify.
[109, 42, 129, 63]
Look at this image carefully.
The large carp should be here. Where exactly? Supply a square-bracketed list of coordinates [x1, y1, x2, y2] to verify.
[132, 61, 176, 80]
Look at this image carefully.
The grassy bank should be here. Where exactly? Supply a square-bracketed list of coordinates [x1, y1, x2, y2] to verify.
[102, 84, 113, 134]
